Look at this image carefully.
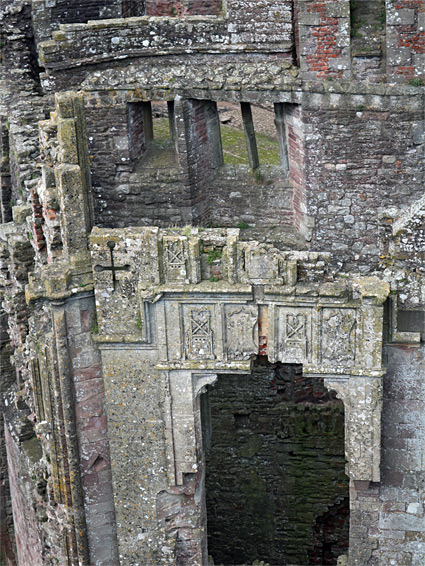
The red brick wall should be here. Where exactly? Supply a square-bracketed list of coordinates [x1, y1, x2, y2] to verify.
[298, 0, 351, 80]
[307, 16, 342, 79]
[387, 0, 425, 81]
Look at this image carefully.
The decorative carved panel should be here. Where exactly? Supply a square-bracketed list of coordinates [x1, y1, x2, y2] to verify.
[276, 307, 313, 364]
[225, 305, 258, 360]
[164, 237, 187, 282]
[245, 247, 279, 281]
[321, 308, 356, 366]
[184, 307, 215, 360]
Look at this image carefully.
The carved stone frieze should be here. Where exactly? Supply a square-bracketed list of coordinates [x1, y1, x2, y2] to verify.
[276, 307, 313, 364]
[321, 308, 356, 366]
[225, 305, 258, 360]
[90, 226, 390, 489]
[244, 246, 280, 283]
[163, 237, 187, 282]
[184, 307, 215, 360]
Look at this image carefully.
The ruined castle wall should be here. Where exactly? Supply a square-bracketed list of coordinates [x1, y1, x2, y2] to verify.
[298, 0, 351, 81]
[227, 0, 294, 46]
[304, 99, 424, 272]
[1, 1, 424, 564]
[4, 427, 44, 566]
[386, 0, 425, 82]
[207, 167, 295, 231]
[84, 98, 131, 226]
[32, 0, 122, 45]
[145, 0, 222, 16]
[84, 94, 191, 228]
[376, 344, 425, 563]
[64, 295, 119, 565]
[0, 1, 48, 208]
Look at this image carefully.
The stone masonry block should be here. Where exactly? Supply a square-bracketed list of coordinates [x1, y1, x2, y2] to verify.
[55, 92, 77, 119]
[387, 9, 416, 27]
[412, 122, 425, 145]
[57, 118, 79, 164]
[412, 53, 425, 75]
[325, 2, 350, 18]
[298, 13, 321, 25]
[391, 47, 415, 66]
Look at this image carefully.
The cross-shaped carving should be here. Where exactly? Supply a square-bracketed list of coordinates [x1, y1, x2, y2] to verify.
[191, 315, 210, 336]
[167, 241, 185, 267]
[94, 241, 130, 291]
[287, 314, 305, 339]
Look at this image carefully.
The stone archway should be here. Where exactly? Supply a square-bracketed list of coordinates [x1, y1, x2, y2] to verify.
[204, 358, 349, 566]
[90, 226, 390, 566]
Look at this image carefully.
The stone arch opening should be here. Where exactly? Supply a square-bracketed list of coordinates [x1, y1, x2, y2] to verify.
[203, 357, 349, 565]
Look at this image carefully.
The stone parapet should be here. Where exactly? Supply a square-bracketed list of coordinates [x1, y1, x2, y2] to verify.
[38, 13, 293, 70]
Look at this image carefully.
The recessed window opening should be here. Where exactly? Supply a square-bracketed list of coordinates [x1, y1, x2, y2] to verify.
[217, 102, 287, 171]
[122, 0, 145, 17]
[127, 100, 177, 171]
[350, 0, 386, 61]
[152, 101, 176, 143]
[204, 358, 349, 566]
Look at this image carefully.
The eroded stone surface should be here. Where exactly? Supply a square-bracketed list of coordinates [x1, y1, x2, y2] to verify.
[0, 1, 424, 565]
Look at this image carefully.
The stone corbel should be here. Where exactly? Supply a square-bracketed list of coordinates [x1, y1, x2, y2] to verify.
[324, 375, 383, 483]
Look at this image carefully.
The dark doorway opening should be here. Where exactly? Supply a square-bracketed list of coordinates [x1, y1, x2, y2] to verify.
[204, 357, 349, 565]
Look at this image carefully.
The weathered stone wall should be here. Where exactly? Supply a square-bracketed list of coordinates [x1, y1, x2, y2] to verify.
[227, 0, 294, 46]
[4, 426, 45, 566]
[65, 295, 119, 565]
[207, 166, 296, 237]
[375, 344, 425, 564]
[36, 0, 294, 71]
[84, 95, 190, 228]
[1, 0, 424, 564]
[84, 99, 131, 225]
[145, 0, 222, 16]
[304, 102, 424, 272]
[32, 0, 123, 45]
[298, 0, 351, 81]
[386, 0, 425, 82]
[99, 350, 171, 565]
[206, 360, 349, 565]
[0, 121, 12, 224]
